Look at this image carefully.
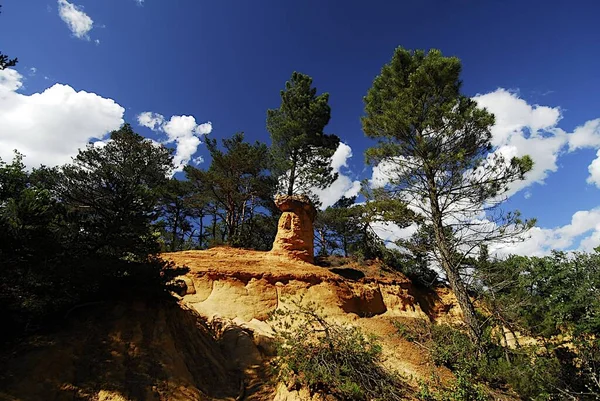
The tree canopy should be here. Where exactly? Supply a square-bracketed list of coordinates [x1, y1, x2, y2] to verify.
[0, 125, 181, 341]
[184, 132, 277, 248]
[57, 124, 174, 258]
[267, 72, 340, 197]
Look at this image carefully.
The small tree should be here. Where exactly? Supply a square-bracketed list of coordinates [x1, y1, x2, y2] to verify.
[158, 178, 195, 252]
[315, 196, 363, 257]
[362, 48, 534, 344]
[267, 72, 340, 197]
[185, 132, 275, 246]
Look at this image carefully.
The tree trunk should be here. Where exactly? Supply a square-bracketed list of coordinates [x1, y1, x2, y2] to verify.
[212, 212, 217, 243]
[198, 211, 204, 249]
[442, 256, 482, 345]
[427, 175, 482, 348]
[170, 209, 179, 252]
[288, 153, 297, 196]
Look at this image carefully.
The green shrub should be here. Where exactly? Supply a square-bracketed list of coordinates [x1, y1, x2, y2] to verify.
[417, 370, 488, 401]
[270, 300, 406, 400]
[430, 325, 477, 371]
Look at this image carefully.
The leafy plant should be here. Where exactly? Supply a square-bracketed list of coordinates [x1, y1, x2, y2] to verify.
[269, 299, 406, 400]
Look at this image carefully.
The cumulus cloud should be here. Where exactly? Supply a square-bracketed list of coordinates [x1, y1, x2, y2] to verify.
[0, 68, 124, 168]
[57, 0, 94, 40]
[567, 118, 600, 151]
[137, 111, 212, 172]
[366, 206, 600, 259]
[313, 143, 362, 209]
[473, 88, 566, 195]
[491, 208, 600, 257]
[475, 89, 561, 144]
[371, 221, 419, 245]
[587, 150, 600, 188]
[565, 119, 600, 187]
[137, 111, 165, 131]
[370, 89, 600, 197]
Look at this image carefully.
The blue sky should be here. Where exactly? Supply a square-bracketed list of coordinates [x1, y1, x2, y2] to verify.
[1, 0, 600, 256]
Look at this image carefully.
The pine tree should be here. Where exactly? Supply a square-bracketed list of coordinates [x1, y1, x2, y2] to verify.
[57, 124, 174, 259]
[362, 47, 534, 344]
[267, 72, 340, 197]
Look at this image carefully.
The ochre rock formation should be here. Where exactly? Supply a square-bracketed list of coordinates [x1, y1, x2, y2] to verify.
[271, 194, 317, 263]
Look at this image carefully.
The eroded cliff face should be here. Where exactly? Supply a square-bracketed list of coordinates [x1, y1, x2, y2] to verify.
[164, 247, 463, 392]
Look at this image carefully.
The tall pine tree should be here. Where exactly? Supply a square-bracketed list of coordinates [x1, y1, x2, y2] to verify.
[267, 72, 340, 197]
[362, 48, 534, 344]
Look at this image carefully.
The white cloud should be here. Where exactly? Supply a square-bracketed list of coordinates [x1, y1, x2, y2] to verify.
[0, 68, 22, 92]
[137, 111, 165, 131]
[135, 0, 144, 5]
[313, 143, 362, 208]
[137, 111, 212, 172]
[57, 0, 94, 40]
[370, 89, 600, 196]
[578, 230, 600, 253]
[492, 207, 600, 257]
[587, 150, 600, 188]
[474, 88, 561, 146]
[371, 221, 418, 245]
[0, 69, 124, 168]
[473, 89, 565, 195]
[564, 119, 600, 187]
[369, 158, 405, 189]
[369, 89, 566, 194]
[567, 118, 600, 151]
[29, 67, 37, 76]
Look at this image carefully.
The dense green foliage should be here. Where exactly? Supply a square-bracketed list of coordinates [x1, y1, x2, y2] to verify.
[314, 196, 366, 257]
[475, 251, 600, 398]
[270, 301, 406, 400]
[0, 126, 184, 341]
[183, 132, 279, 250]
[267, 72, 340, 198]
[394, 247, 600, 400]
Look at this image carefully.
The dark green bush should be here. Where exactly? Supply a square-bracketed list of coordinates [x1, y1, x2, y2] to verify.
[392, 319, 588, 400]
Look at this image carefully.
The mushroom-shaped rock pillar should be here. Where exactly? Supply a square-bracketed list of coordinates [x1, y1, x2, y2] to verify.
[270, 194, 317, 263]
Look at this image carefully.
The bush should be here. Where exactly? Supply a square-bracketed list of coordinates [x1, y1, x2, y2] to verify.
[270, 300, 406, 400]
[417, 369, 488, 401]
[393, 320, 588, 400]
[430, 324, 478, 371]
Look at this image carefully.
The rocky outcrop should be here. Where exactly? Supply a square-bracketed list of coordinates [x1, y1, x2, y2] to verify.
[271, 195, 317, 263]
[162, 249, 464, 397]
